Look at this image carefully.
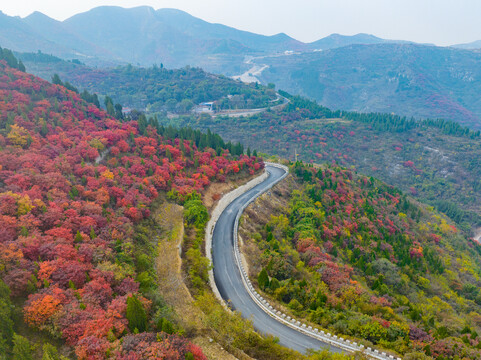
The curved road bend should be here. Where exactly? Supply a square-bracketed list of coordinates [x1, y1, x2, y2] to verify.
[212, 165, 344, 354]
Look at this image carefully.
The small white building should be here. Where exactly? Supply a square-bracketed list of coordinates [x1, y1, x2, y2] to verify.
[194, 102, 215, 113]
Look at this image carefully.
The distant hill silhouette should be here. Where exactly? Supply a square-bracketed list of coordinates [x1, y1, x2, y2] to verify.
[0, 6, 402, 69]
[255, 43, 481, 127]
[3, 5, 481, 127]
[453, 39, 481, 50]
[308, 33, 386, 50]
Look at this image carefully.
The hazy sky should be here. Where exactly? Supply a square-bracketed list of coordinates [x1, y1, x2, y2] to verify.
[3, 0, 481, 45]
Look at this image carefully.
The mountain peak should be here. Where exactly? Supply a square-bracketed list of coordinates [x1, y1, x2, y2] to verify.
[25, 10, 49, 19]
[156, 8, 193, 15]
[271, 32, 293, 39]
[24, 10, 59, 24]
[64, 5, 156, 22]
[308, 32, 386, 50]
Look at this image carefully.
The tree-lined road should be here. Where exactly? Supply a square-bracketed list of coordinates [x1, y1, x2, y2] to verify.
[211, 164, 344, 354]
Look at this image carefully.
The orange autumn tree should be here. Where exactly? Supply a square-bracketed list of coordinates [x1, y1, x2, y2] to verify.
[24, 290, 63, 327]
[0, 58, 262, 358]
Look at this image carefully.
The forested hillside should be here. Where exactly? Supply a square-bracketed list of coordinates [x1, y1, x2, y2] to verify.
[241, 162, 481, 359]
[255, 44, 481, 128]
[167, 95, 481, 232]
[3, 4, 481, 359]
[0, 57, 263, 359]
[3, 6, 481, 130]
[18, 52, 279, 113]
[4, 40, 481, 359]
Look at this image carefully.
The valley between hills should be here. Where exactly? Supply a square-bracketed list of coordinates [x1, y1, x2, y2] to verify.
[1, 5, 481, 360]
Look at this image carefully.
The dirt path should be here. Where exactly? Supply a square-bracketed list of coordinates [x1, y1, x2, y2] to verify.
[232, 64, 269, 83]
[474, 227, 481, 242]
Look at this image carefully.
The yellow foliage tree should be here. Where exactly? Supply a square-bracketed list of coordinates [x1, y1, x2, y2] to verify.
[101, 170, 114, 180]
[0, 191, 35, 216]
[17, 194, 34, 216]
[7, 124, 29, 148]
[89, 138, 105, 151]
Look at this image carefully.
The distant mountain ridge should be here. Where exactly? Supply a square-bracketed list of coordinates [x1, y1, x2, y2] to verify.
[253, 43, 481, 128]
[453, 39, 481, 50]
[23, 11, 111, 58]
[0, 11, 62, 54]
[309, 33, 386, 50]
[0, 6, 405, 69]
[3, 5, 481, 128]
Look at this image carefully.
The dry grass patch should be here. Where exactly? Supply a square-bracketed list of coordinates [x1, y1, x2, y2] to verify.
[203, 173, 258, 211]
[154, 202, 242, 359]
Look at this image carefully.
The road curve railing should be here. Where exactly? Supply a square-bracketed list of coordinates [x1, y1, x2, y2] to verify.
[210, 163, 402, 360]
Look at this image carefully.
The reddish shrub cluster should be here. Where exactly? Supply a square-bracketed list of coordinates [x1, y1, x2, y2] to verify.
[0, 62, 262, 358]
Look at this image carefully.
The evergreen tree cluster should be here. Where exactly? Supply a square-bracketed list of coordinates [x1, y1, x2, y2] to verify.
[343, 112, 418, 133]
[433, 199, 480, 225]
[17, 51, 63, 64]
[343, 110, 479, 138]
[0, 47, 25, 72]
[104, 96, 124, 119]
[280, 90, 479, 140]
[279, 90, 333, 119]
[81, 90, 101, 108]
[51, 73, 79, 93]
[0, 280, 14, 357]
[422, 118, 480, 138]
[136, 116, 245, 156]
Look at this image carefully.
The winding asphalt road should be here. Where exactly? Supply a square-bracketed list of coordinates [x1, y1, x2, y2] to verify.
[212, 165, 344, 354]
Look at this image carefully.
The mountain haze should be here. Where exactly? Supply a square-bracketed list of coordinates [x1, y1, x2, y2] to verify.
[3, 5, 481, 127]
[0, 6, 400, 70]
[255, 43, 481, 127]
[454, 39, 481, 50]
[308, 33, 386, 50]
[0, 11, 63, 55]
[22, 11, 109, 59]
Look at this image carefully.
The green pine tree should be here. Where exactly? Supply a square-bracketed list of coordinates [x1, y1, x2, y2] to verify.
[42, 343, 60, 360]
[269, 277, 280, 291]
[126, 295, 147, 333]
[12, 334, 33, 360]
[258, 268, 269, 290]
[89, 227, 97, 240]
[51, 74, 63, 86]
[75, 231, 83, 243]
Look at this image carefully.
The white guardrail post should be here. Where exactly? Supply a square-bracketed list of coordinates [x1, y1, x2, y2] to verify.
[229, 162, 401, 360]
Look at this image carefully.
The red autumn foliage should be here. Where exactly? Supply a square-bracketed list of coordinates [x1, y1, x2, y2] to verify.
[0, 62, 265, 358]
